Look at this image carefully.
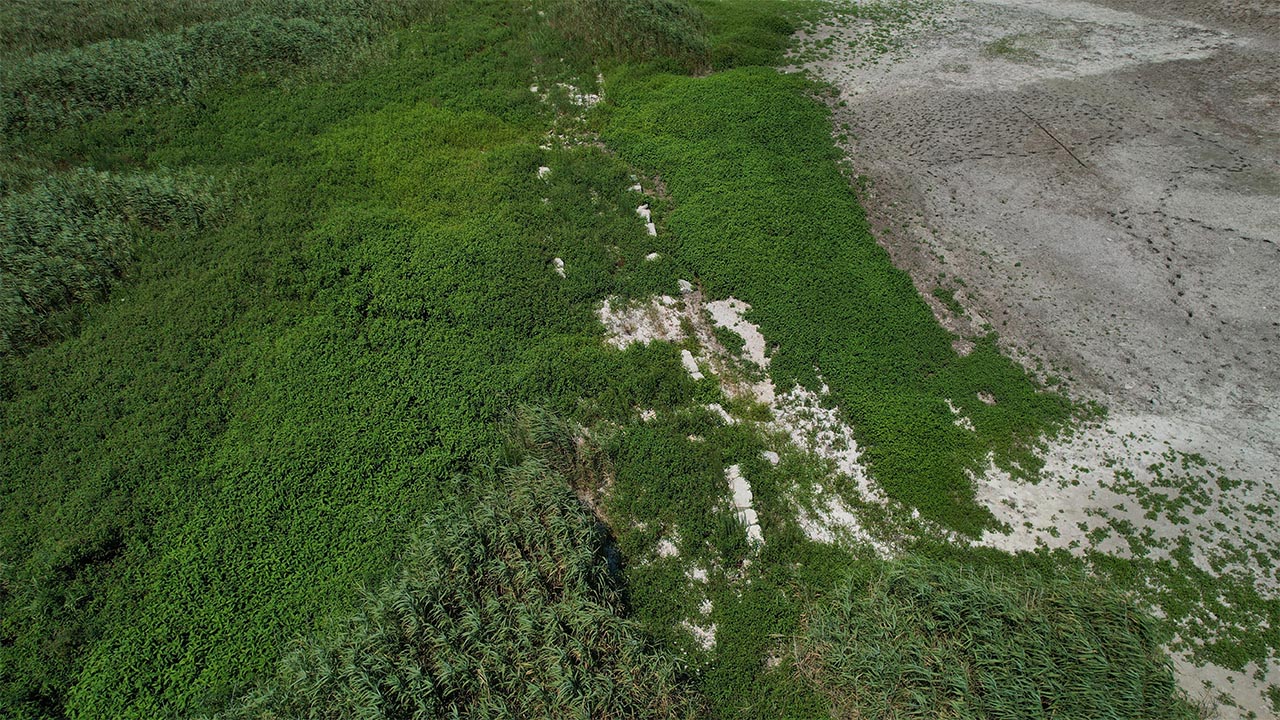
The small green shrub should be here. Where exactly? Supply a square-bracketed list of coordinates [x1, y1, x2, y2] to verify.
[0, 168, 223, 354]
[221, 463, 704, 720]
[932, 285, 965, 316]
[800, 558, 1197, 719]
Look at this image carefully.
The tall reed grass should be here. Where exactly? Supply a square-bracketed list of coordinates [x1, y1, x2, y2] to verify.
[0, 0, 441, 134]
[0, 168, 223, 354]
[800, 558, 1197, 719]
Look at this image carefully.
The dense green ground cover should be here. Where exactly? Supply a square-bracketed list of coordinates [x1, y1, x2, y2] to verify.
[0, 0, 1189, 718]
[0, 2, 697, 715]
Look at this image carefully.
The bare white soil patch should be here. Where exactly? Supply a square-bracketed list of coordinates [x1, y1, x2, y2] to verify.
[977, 412, 1279, 598]
[681, 619, 717, 651]
[598, 294, 687, 348]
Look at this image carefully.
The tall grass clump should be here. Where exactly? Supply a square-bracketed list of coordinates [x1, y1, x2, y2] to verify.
[0, 0, 440, 134]
[0, 0, 258, 57]
[799, 558, 1197, 719]
[0, 168, 222, 354]
[543, 0, 710, 71]
[223, 463, 703, 720]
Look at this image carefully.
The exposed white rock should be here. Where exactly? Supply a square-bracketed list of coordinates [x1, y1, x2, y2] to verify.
[537, 166, 551, 179]
[645, 222, 657, 236]
[771, 385, 873, 488]
[727, 464, 764, 547]
[682, 620, 717, 650]
[554, 82, 601, 108]
[636, 204, 652, 222]
[798, 493, 891, 558]
[946, 398, 975, 432]
[551, 257, 565, 277]
[706, 298, 770, 369]
[656, 536, 680, 558]
[707, 402, 735, 425]
[645, 252, 662, 261]
[681, 349, 704, 380]
[598, 295, 685, 347]
[598, 287, 885, 556]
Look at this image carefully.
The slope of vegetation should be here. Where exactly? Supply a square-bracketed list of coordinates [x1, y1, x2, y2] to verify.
[600, 66, 1075, 534]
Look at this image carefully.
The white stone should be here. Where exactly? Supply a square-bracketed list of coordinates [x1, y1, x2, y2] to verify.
[681, 349, 704, 380]
[727, 464, 765, 547]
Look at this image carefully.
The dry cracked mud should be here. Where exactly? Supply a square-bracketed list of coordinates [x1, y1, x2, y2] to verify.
[794, 0, 1280, 716]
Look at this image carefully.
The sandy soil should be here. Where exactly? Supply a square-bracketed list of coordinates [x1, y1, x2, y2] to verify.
[794, 0, 1280, 715]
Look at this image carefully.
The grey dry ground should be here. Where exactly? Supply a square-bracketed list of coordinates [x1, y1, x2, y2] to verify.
[792, 0, 1280, 716]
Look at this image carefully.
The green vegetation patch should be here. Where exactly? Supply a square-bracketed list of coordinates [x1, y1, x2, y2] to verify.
[545, 0, 711, 72]
[222, 461, 703, 720]
[983, 33, 1040, 62]
[801, 557, 1197, 719]
[601, 66, 1075, 534]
